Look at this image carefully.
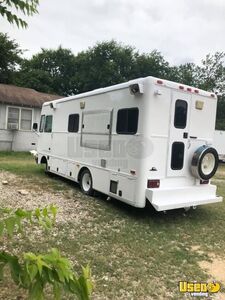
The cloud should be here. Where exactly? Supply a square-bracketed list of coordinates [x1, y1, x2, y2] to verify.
[1, 0, 225, 65]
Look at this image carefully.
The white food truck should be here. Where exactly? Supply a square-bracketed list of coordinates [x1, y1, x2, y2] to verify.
[213, 130, 225, 162]
[36, 76, 222, 211]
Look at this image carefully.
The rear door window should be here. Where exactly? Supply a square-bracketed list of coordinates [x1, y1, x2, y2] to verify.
[174, 100, 188, 129]
[171, 142, 185, 170]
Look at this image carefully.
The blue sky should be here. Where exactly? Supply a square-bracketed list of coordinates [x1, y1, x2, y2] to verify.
[1, 0, 225, 65]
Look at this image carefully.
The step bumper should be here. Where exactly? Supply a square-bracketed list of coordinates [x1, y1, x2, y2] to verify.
[146, 184, 222, 211]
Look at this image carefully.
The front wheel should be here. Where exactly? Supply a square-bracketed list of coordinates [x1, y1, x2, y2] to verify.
[80, 169, 94, 196]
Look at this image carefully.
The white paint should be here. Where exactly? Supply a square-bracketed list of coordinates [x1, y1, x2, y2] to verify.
[213, 130, 225, 162]
[36, 76, 222, 211]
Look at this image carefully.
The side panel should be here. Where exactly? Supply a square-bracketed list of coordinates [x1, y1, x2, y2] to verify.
[213, 130, 225, 159]
[81, 109, 112, 150]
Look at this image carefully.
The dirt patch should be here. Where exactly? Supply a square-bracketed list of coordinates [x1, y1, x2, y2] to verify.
[198, 257, 225, 300]
[199, 257, 225, 285]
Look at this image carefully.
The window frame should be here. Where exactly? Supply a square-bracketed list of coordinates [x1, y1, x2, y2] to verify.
[68, 113, 79, 133]
[116, 107, 139, 135]
[6, 106, 33, 131]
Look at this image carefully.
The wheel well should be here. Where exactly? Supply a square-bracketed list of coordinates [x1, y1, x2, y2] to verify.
[78, 167, 90, 182]
[40, 156, 47, 165]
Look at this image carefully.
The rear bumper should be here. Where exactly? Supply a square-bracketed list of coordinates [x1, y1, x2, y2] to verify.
[146, 184, 222, 211]
[219, 154, 225, 162]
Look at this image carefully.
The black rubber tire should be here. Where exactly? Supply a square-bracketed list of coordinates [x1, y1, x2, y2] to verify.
[80, 169, 94, 196]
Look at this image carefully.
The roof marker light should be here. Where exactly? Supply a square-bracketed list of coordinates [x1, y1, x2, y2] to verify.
[179, 85, 184, 90]
[211, 93, 215, 98]
[194, 89, 199, 94]
[187, 87, 192, 92]
[157, 80, 163, 85]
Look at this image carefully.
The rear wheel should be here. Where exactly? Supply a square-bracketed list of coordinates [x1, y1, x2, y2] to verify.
[80, 169, 94, 196]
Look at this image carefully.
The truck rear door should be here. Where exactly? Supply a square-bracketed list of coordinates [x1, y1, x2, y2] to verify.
[167, 91, 191, 177]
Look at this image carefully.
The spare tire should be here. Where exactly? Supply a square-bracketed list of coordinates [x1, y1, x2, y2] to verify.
[191, 145, 219, 180]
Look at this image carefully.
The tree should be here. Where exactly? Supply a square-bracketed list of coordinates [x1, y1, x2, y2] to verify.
[16, 47, 78, 96]
[73, 40, 137, 94]
[0, 0, 39, 28]
[196, 52, 225, 93]
[195, 53, 225, 130]
[0, 33, 23, 84]
[168, 63, 199, 87]
[133, 50, 170, 79]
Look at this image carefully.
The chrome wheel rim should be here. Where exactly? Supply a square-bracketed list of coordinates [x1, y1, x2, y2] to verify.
[82, 173, 91, 192]
[201, 153, 215, 175]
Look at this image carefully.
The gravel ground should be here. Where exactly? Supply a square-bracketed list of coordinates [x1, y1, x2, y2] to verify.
[0, 170, 94, 299]
[0, 171, 90, 224]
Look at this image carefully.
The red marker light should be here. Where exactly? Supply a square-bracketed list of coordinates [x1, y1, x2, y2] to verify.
[147, 179, 160, 188]
[187, 87, 192, 92]
[157, 80, 163, 85]
[194, 89, 199, 93]
[179, 85, 184, 90]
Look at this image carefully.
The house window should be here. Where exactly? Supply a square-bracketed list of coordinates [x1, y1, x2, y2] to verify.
[116, 108, 139, 134]
[20, 109, 32, 130]
[7, 107, 33, 131]
[68, 114, 79, 132]
[7, 107, 19, 129]
[44, 115, 53, 133]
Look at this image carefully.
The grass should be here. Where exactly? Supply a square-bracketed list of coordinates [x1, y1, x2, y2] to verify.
[0, 151, 225, 299]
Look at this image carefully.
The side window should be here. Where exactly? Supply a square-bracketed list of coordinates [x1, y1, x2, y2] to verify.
[39, 115, 45, 132]
[7, 107, 19, 129]
[116, 108, 139, 134]
[44, 115, 53, 133]
[171, 142, 185, 170]
[68, 114, 79, 132]
[21, 109, 32, 130]
[174, 100, 188, 129]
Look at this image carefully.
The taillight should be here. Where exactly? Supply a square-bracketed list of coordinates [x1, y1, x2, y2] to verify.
[200, 180, 209, 184]
[147, 179, 160, 188]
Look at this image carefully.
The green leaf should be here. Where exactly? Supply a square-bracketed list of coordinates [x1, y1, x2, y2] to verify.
[0, 263, 5, 281]
[29, 280, 44, 300]
[34, 208, 41, 220]
[9, 256, 21, 285]
[0, 221, 4, 236]
[53, 282, 62, 300]
[5, 216, 16, 236]
[27, 264, 38, 281]
[42, 207, 48, 217]
[50, 205, 58, 220]
[24, 252, 37, 261]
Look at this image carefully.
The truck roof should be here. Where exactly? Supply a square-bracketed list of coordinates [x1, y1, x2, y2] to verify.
[43, 76, 217, 106]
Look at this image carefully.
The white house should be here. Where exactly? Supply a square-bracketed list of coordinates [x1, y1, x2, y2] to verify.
[0, 84, 60, 151]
